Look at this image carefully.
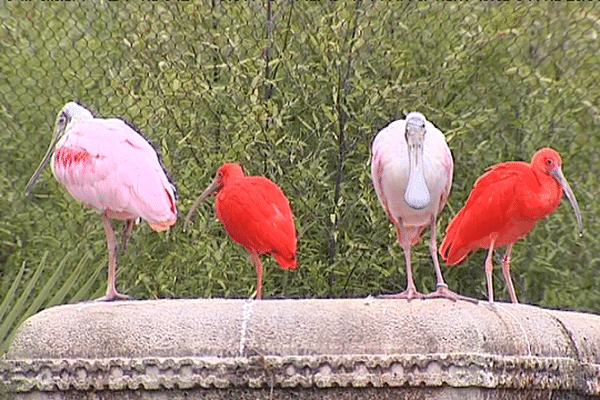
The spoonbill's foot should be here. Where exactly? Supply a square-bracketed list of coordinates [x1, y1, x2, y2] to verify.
[378, 287, 424, 301]
[423, 284, 479, 304]
[94, 290, 134, 302]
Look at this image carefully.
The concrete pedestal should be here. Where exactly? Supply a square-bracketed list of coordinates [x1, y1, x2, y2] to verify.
[1, 298, 599, 399]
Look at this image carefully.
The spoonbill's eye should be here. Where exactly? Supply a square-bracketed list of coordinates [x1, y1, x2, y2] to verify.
[58, 112, 68, 125]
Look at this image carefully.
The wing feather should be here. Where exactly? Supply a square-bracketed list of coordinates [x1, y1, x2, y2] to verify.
[52, 119, 177, 228]
[216, 177, 297, 269]
[440, 162, 529, 264]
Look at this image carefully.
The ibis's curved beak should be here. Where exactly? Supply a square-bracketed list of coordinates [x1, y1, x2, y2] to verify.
[552, 166, 583, 236]
[25, 123, 65, 196]
[183, 177, 221, 231]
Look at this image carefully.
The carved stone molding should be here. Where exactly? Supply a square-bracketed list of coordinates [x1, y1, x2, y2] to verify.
[3, 353, 599, 393]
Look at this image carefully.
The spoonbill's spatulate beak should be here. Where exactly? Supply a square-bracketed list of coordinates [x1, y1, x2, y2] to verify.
[25, 121, 67, 195]
[404, 113, 430, 210]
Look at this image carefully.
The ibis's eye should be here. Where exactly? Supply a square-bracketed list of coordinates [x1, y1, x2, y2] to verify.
[546, 159, 553, 165]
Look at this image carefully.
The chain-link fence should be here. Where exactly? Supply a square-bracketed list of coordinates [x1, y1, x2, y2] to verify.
[2, 2, 600, 348]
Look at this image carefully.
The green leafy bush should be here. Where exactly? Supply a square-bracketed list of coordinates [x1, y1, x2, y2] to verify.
[2, 2, 599, 353]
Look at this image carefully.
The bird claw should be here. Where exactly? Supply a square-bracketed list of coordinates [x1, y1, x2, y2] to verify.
[423, 285, 479, 304]
[378, 288, 424, 301]
[94, 291, 134, 302]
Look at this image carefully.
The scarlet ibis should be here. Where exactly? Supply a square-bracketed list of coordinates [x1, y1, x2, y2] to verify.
[184, 163, 297, 300]
[25, 102, 178, 301]
[371, 112, 470, 301]
[440, 147, 583, 304]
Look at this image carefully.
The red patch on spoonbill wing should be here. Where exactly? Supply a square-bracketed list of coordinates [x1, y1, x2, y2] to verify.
[124, 139, 142, 149]
[55, 147, 92, 167]
[166, 188, 176, 214]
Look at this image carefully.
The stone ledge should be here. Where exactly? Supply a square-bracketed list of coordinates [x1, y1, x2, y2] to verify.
[1, 298, 600, 399]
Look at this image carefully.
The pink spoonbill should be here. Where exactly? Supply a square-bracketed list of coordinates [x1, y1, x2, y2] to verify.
[371, 111, 471, 301]
[26, 102, 178, 301]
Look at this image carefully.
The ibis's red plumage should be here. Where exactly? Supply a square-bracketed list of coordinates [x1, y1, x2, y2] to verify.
[440, 148, 563, 265]
[440, 147, 582, 303]
[214, 164, 297, 270]
[185, 163, 297, 299]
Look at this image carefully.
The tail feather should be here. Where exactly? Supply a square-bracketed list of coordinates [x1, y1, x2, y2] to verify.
[147, 188, 178, 232]
[149, 217, 177, 232]
[272, 251, 297, 270]
[440, 208, 470, 265]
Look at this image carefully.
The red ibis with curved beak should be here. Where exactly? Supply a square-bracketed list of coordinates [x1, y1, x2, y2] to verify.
[440, 147, 583, 303]
[184, 163, 297, 300]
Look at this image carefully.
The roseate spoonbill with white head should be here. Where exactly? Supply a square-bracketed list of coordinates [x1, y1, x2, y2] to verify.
[184, 163, 297, 300]
[440, 147, 582, 303]
[371, 111, 472, 301]
[26, 102, 178, 301]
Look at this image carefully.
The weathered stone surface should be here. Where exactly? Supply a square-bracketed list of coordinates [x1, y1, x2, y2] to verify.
[1, 298, 599, 399]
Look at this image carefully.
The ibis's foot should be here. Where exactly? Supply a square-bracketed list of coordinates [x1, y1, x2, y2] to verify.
[249, 293, 261, 301]
[378, 287, 424, 301]
[423, 284, 479, 304]
[94, 291, 134, 302]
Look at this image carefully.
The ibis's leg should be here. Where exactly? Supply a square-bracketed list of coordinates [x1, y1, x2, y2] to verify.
[501, 244, 518, 304]
[423, 217, 478, 303]
[250, 252, 264, 300]
[95, 213, 133, 301]
[485, 239, 496, 304]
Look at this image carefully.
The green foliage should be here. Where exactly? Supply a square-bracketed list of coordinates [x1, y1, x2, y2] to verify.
[0, 251, 98, 354]
[1, 2, 600, 352]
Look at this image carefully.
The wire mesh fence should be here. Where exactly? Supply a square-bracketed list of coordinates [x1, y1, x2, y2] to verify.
[1, 2, 600, 348]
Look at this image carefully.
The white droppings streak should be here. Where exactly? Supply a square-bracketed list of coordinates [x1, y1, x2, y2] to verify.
[239, 300, 255, 356]
[498, 304, 532, 356]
